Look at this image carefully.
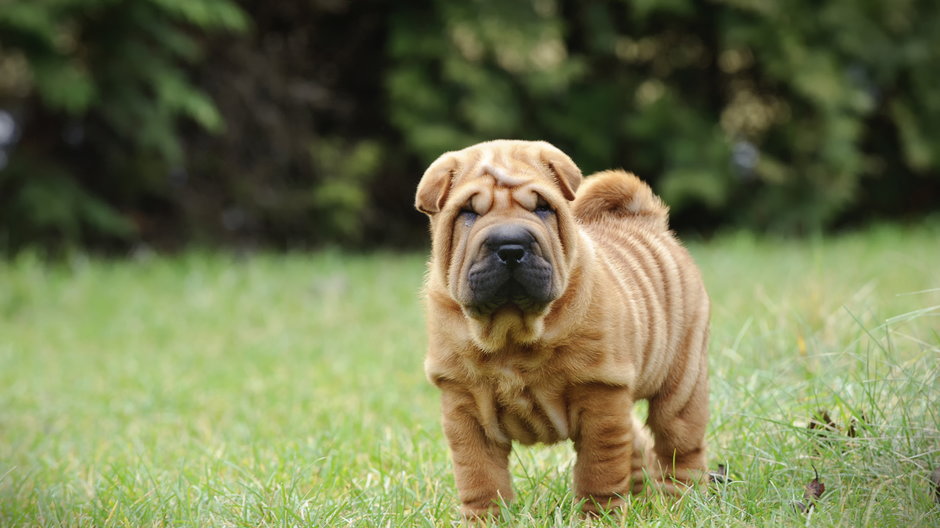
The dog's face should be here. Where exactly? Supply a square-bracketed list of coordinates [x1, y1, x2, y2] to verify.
[416, 140, 583, 349]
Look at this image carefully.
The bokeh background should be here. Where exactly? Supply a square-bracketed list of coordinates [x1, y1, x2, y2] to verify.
[3, 3, 940, 525]
[1, 0, 939, 252]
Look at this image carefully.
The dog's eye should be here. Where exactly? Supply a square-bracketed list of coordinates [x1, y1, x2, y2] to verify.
[459, 206, 479, 226]
[534, 198, 554, 218]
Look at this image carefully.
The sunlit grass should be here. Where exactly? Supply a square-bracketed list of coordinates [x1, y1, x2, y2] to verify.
[1, 224, 938, 526]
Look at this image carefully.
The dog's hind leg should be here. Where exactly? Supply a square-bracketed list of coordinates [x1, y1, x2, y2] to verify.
[629, 413, 656, 494]
[646, 345, 709, 494]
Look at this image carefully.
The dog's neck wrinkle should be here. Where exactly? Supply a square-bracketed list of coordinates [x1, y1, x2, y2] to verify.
[474, 341, 550, 363]
[542, 231, 595, 342]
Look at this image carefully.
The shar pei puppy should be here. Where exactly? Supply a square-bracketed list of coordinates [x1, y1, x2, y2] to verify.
[415, 140, 710, 518]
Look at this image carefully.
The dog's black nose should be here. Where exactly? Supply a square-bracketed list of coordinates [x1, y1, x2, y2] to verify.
[496, 244, 525, 265]
[485, 225, 534, 266]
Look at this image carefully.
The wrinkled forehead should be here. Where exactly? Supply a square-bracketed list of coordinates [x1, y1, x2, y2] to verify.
[454, 144, 548, 187]
[450, 146, 552, 209]
[462, 178, 541, 213]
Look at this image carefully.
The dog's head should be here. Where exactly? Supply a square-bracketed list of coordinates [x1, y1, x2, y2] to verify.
[416, 140, 583, 349]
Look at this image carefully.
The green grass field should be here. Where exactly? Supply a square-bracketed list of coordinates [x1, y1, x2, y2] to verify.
[2, 225, 938, 527]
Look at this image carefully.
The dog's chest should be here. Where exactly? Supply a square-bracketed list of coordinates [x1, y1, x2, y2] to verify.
[468, 361, 571, 446]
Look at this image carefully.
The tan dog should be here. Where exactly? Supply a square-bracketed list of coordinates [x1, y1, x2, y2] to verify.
[415, 140, 709, 517]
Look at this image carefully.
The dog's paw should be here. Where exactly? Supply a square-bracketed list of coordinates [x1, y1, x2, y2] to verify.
[579, 493, 627, 516]
[460, 502, 502, 521]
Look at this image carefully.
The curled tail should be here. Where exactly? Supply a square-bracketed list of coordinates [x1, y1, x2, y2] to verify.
[572, 170, 669, 231]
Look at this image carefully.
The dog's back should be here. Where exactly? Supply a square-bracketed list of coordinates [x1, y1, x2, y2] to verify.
[572, 170, 710, 489]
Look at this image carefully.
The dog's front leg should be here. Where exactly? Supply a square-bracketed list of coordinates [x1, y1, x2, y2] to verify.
[440, 388, 513, 518]
[571, 384, 636, 514]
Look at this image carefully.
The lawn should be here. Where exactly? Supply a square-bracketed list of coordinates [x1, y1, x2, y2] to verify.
[1, 224, 938, 527]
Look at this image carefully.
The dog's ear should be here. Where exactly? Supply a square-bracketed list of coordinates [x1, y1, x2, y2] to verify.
[415, 153, 460, 215]
[539, 144, 582, 201]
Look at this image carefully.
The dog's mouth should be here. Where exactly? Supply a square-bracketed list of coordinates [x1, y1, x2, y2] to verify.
[468, 281, 545, 316]
[465, 257, 554, 317]
[461, 223, 556, 317]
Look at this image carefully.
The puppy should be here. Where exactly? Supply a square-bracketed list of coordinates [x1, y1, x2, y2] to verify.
[415, 140, 709, 517]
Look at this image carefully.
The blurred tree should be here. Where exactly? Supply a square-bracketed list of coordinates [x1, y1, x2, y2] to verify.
[0, 0, 247, 249]
[1, 0, 938, 251]
[714, 0, 940, 230]
[386, 0, 940, 234]
[180, 0, 399, 248]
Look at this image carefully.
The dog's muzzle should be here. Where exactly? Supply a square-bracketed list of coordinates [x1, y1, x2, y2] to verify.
[466, 224, 554, 316]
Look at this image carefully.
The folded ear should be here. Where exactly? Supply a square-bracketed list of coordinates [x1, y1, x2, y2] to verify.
[539, 144, 582, 201]
[415, 153, 460, 215]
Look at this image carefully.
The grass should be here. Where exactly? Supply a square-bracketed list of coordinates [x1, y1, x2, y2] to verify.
[1, 224, 938, 527]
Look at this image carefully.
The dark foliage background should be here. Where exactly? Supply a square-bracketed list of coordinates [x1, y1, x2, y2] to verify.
[1, 0, 938, 251]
